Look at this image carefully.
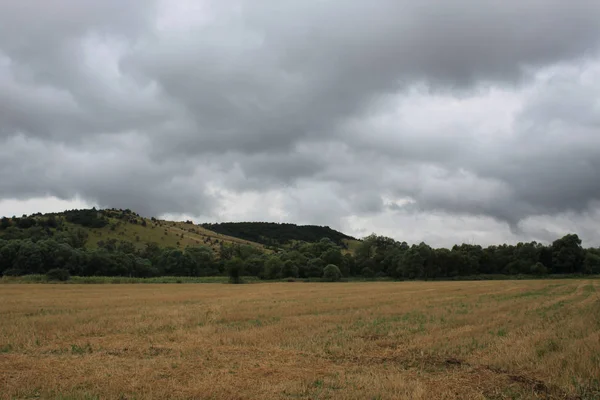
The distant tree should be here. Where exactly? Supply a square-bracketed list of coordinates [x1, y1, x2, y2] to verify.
[304, 258, 325, 278]
[530, 262, 548, 276]
[140, 242, 162, 262]
[281, 260, 299, 278]
[397, 243, 435, 279]
[361, 267, 375, 278]
[46, 268, 70, 282]
[0, 240, 22, 273]
[14, 241, 44, 274]
[2, 268, 22, 277]
[0, 217, 10, 230]
[321, 248, 343, 267]
[16, 217, 36, 229]
[583, 249, 600, 274]
[245, 255, 266, 276]
[226, 257, 245, 284]
[262, 256, 284, 279]
[551, 234, 584, 273]
[63, 209, 108, 228]
[45, 215, 58, 228]
[117, 241, 137, 255]
[186, 246, 218, 276]
[323, 264, 342, 282]
[341, 253, 355, 276]
[58, 228, 88, 249]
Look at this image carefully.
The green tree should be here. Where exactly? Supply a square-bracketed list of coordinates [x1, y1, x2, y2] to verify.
[14, 241, 44, 274]
[281, 260, 299, 278]
[117, 240, 137, 255]
[0, 217, 11, 230]
[361, 267, 375, 278]
[583, 249, 600, 274]
[323, 264, 342, 282]
[226, 257, 245, 284]
[262, 256, 283, 279]
[304, 258, 325, 278]
[245, 255, 266, 277]
[551, 234, 584, 273]
[397, 243, 435, 279]
[130, 257, 158, 278]
[321, 248, 343, 267]
[186, 246, 216, 276]
[530, 262, 548, 275]
[46, 268, 71, 281]
[0, 240, 21, 274]
[342, 253, 356, 276]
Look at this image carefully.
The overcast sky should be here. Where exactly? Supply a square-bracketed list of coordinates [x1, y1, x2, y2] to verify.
[1, 0, 600, 247]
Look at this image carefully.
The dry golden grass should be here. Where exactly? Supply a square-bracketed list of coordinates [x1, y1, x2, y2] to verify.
[1, 280, 599, 399]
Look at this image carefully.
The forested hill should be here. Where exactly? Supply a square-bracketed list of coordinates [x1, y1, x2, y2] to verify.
[201, 222, 356, 246]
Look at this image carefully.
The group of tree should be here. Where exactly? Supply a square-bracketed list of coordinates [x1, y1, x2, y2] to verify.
[201, 222, 355, 246]
[0, 230, 346, 282]
[351, 233, 600, 279]
[1, 210, 600, 282]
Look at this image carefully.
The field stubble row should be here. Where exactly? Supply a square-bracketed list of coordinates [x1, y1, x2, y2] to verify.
[0, 280, 599, 399]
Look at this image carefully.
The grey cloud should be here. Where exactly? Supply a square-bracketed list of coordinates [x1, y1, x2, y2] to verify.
[124, 0, 600, 156]
[0, 134, 214, 217]
[2, 0, 600, 245]
[328, 61, 600, 229]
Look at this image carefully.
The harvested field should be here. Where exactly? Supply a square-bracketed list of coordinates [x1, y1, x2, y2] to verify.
[1, 280, 599, 399]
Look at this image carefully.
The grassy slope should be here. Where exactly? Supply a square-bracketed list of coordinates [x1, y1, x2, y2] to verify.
[23, 210, 267, 254]
[6, 209, 361, 255]
[83, 218, 266, 254]
[341, 238, 362, 255]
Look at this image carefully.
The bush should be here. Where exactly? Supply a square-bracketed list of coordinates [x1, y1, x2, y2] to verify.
[46, 268, 71, 282]
[323, 264, 342, 282]
[2, 268, 22, 277]
[530, 262, 548, 276]
[226, 257, 245, 284]
[281, 260, 299, 278]
[360, 267, 375, 278]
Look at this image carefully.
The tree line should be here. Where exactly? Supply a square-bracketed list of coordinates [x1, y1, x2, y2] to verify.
[1, 212, 600, 281]
[201, 221, 355, 246]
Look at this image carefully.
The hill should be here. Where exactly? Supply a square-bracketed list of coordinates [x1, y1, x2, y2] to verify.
[201, 221, 356, 247]
[0, 208, 265, 254]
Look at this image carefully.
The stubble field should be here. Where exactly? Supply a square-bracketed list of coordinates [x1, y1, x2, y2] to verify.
[1, 280, 599, 399]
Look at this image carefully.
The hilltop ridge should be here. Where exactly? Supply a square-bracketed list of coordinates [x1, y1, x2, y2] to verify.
[0, 208, 358, 253]
[201, 221, 356, 247]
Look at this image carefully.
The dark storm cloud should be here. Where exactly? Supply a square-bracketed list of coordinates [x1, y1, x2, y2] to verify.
[124, 0, 600, 155]
[1, 0, 600, 242]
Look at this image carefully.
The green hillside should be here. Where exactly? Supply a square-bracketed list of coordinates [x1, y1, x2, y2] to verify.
[201, 221, 356, 247]
[1, 208, 265, 254]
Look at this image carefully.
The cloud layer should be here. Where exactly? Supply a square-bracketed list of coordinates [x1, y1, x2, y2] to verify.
[2, 0, 600, 247]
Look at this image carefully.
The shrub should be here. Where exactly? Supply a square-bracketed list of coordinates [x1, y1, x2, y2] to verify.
[361, 267, 375, 278]
[46, 268, 71, 282]
[281, 260, 299, 278]
[226, 257, 245, 284]
[323, 264, 342, 282]
[530, 262, 548, 276]
[2, 268, 22, 277]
